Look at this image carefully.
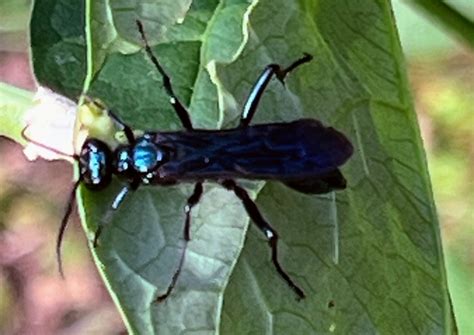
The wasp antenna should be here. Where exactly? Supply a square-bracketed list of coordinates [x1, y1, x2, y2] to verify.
[136, 20, 145, 39]
[21, 125, 77, 159]
[135, 19, 194, 130]
[56, 178, 82, 278]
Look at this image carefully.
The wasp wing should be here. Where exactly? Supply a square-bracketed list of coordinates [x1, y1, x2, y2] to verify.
[283, 169, 347, 194]
[152, 119, 353, 183]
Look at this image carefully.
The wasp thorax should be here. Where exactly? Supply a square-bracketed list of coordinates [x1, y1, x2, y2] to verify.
[79, 139, 113, 190]
[114, 137, 167, 181]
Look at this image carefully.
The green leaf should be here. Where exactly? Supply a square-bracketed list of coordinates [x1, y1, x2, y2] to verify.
[29, 0, 454, 334]
[87, 0, 194, 75]
[30, 0, 87, 98]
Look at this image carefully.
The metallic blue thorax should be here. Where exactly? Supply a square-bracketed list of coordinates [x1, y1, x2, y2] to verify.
[114, 136, 167, 181]
[132, 139, 164, 172]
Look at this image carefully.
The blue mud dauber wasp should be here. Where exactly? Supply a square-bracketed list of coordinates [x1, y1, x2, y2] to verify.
[25, 20, 353, 302]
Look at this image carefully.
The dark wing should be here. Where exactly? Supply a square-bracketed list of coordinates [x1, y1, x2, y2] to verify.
[152, 119, 353, 181]
[283, 168, 347, 194]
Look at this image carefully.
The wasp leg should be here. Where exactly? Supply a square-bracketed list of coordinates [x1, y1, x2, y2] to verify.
[240, 53, 313, 128]
[136, 20, 193, 131]
[220, 179, 305, 299]
[56, 179, 82, 277]
[93, 179, 140, 247]
[156, 182, 203, 302]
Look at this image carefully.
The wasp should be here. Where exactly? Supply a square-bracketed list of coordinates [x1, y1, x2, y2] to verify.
[25, 20, 353, 301]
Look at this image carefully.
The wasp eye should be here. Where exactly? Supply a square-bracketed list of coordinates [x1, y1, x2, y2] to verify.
[80, 139, 112, 190]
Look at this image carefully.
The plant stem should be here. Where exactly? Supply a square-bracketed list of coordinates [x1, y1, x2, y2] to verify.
[407, 0, 474, 49]
[0, 82, 35, 144]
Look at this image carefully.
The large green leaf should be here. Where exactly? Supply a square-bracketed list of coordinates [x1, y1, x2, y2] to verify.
[29, 0, 454, 334]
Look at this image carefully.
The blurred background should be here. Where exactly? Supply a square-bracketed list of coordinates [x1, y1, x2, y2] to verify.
[0, 1, 472, 334]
